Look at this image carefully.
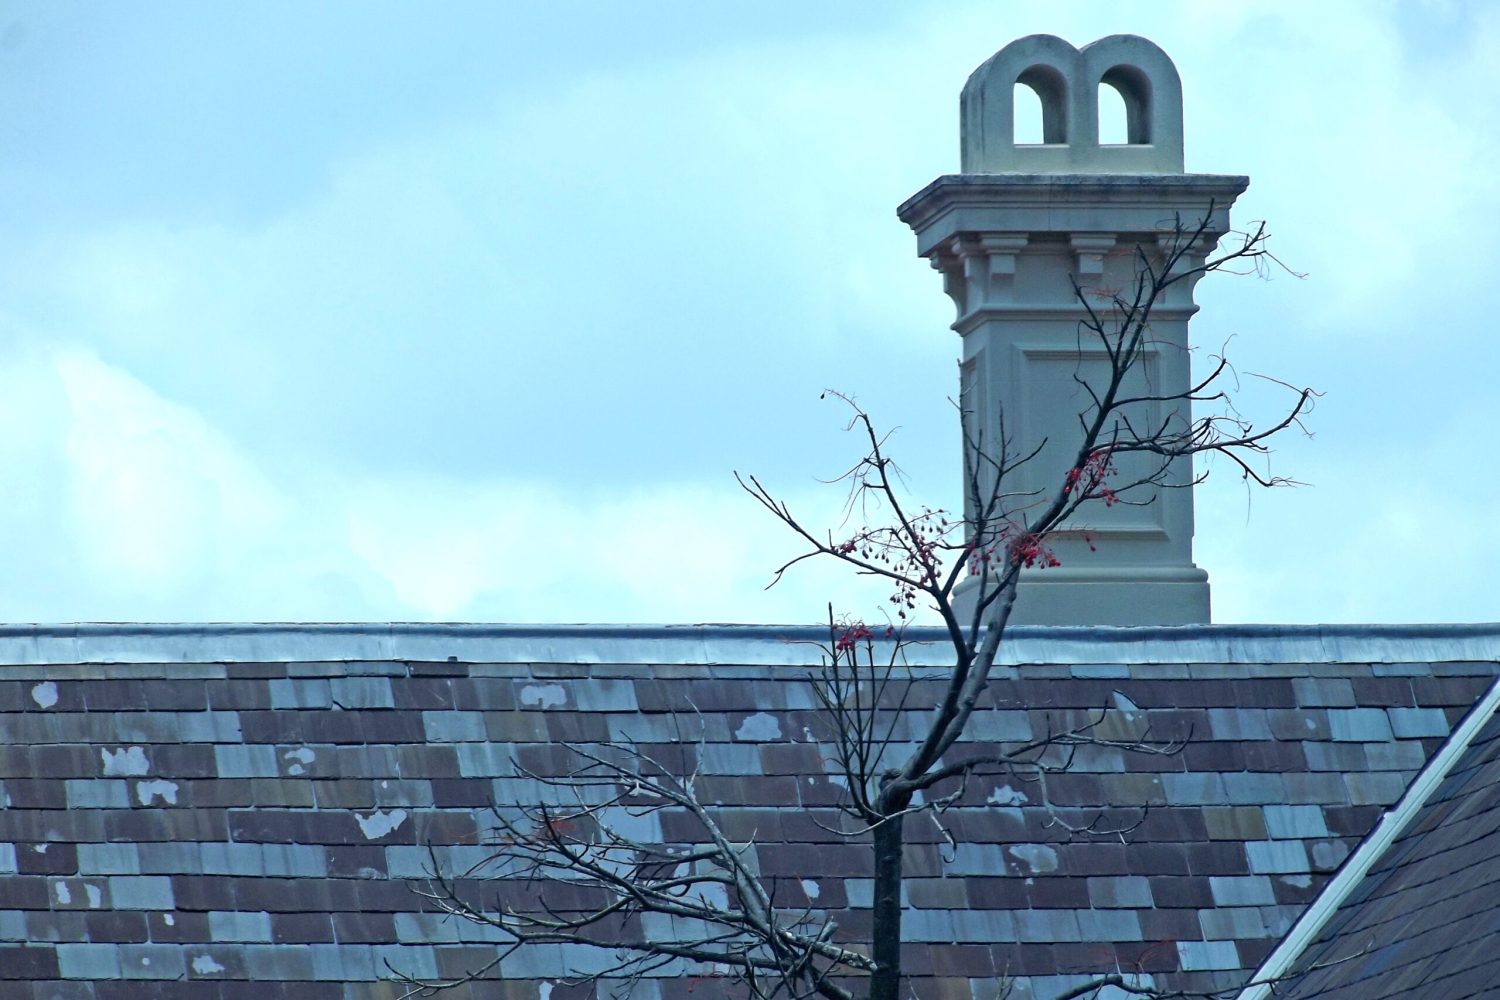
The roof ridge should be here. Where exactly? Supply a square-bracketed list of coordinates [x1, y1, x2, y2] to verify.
[1, 621, 1499, 666]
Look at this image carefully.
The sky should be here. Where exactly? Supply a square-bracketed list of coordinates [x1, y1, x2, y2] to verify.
[0, 0, 1496, 626]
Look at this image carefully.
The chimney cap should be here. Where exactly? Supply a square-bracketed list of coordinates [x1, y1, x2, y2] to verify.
[961, 34, 1185, 175]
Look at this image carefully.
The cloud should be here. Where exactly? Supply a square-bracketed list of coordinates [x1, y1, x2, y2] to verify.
[343, 470, 908, 624]
[57, 348, 286, 586]
[1198, 410, 1500, 624]
[0, 338, 898, 623]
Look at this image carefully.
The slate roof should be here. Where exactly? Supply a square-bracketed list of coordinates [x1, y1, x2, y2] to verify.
[0, 622, 1497, 1000]
[1254, 673, 1500, 999]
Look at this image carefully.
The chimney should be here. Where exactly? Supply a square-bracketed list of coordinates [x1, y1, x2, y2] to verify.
[897, 35, 1247, 626]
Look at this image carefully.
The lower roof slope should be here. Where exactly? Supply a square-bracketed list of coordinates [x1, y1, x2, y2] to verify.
[1265, 676, 1500, 999]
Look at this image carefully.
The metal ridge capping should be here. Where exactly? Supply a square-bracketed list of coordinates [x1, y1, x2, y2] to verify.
[0, 621, 1497, 666]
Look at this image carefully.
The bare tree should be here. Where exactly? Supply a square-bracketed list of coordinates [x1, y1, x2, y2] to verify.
[395, 211, 1315, 1000]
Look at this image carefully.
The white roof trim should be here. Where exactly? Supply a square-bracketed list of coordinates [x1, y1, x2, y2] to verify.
[0, 621, 1496, 666]
[1238, 670, 1500, 999]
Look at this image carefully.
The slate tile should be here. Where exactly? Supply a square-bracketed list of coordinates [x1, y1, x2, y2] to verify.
[1268, 709, 1329, 741]
[1351, 677, 1416, 707]
[85, 909, 150, 943]
[1160, 772, 1226, 805]
[49, 877, 111, 910]
[1013, 909, 1080, 943]
[1388, 707, 1452, 739]
[994, 941, 1061, 977]
[0, 945, 61, 979]
[542, 711, 609, 742]
[206, 678, 271, 710]
[1345, 771, 1411, 806]
[330, 677, 394, 710]
[1125, 842, 1190, 877]
[428, 778, 490, 809]
[908, 877, 969, 909]
[228, 809, 309, 844]
[1279, 772, 1346, 804]
[1133, 808, 1208, 842]
[1242, 741, 1309, 772]
[1203, 806, 1268, 841]
[171, 875, 236, 912]
[1245, 840, 1309, 874]
[1412, 676, 1489, 706]
[372, 778, 432, 808]
[251, 778, 316, 808]
[1023, 877, 1089, 909]
[481, 712, 549, 743]
[2, 779, 66, 810]
[25, 908, 86, 940]
[1229, 678, 1297, 708]
[233, 878, 332, 914]
[82, 680, 150, 711]
[403, 659, 469, 677]
[272, 911, 336, 944]
[151, 743, 218, 778]
[412, 810, 480, 845]
[1207, 708, 1272, 741]
[31, 744, 97, 776]
[1089, 875, 1153, 908]
[1303, 741, 1368, 771]
[1309, 838, 1352, 872]
[0, 810, 99, 844]
[54, 942, 118, 979]
[239, 711, 308, 744]
[1365, 740, 1429, 772]
[148, 909, 209, 943]
[332, 745, 402, 778]
[17, 842, 77, 876]
[331, 910, 398, 944]
[1146, 874, 1214, 908]
[1176, 939, 1242, 971]
[1327, 708, 1395, 743]
[1077, 908, 1144, 942]
[1034, 772, 1103, 807]
[1209, 875, 1276, 906]
[1059, 842, 1129, 876]
[239, 942, 317, 980]
[1270, 872, 1324, 905]
[759, 743, 825, 775]
[107, 875, 175, 909]
[1292, 678, 1355, 708]
[1263, 805, 1330, 840]
[1322, 804, 1385, 837]
[64, 779, 130, 809]
[929, 943, 997, 975]
[324, 844, 388, 880]
[1134, 905, 1206, 947]
[1186, 843, 1251, 876]
[1235, 936, 1278, 969]
[226, 663, 289, 679]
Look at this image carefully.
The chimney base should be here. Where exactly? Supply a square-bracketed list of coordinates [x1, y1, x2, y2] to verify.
[954, 566, 1210, 627]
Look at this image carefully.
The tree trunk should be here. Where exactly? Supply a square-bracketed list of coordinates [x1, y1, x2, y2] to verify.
[869, 812, 905, 1000]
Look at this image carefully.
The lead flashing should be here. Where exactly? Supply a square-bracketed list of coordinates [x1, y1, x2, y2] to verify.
[0, 621, 1496, 667]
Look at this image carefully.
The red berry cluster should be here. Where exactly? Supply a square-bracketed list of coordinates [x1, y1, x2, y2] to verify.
[1064, 447, 1120, 507]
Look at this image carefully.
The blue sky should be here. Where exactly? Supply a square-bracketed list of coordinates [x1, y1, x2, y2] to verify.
[1, 1, 1495, 624]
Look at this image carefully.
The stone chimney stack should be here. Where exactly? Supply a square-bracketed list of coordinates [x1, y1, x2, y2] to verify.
[897, 35, 1247, 625]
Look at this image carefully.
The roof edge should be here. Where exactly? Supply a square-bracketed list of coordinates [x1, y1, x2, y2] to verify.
[0, 621, 1497, 666]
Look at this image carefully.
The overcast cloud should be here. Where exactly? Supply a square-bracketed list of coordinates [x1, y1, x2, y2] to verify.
[1, 1, 1495, 625]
